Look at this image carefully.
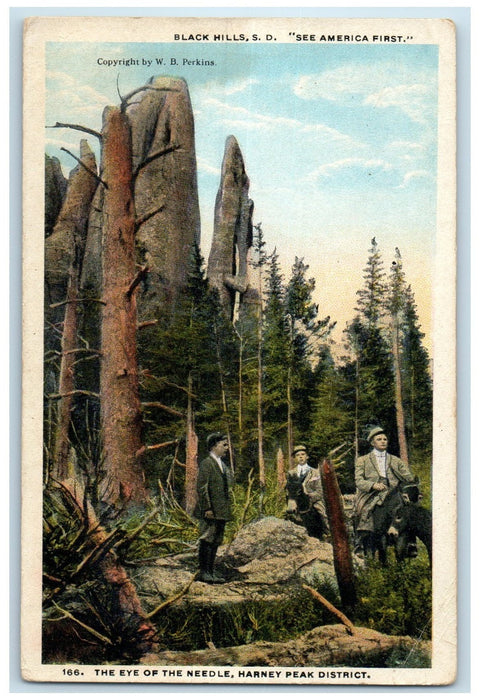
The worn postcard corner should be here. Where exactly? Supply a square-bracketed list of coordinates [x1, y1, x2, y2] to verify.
[22, 15, 456, 686]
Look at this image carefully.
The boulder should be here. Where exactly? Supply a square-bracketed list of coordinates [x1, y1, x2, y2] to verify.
[130, 517, 339, 612]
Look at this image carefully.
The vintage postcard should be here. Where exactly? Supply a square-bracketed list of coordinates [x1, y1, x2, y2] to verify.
[22, 15, 456, 685]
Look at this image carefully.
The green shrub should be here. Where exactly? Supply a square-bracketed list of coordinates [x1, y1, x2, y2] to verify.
[155, 575, 341, 651]
[353, 555, 432, 640]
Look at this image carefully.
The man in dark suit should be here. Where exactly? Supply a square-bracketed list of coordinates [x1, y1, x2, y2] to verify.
[193, 432, 233, 583]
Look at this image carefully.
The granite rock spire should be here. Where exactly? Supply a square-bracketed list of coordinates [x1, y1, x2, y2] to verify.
[207, 135, 255, 320]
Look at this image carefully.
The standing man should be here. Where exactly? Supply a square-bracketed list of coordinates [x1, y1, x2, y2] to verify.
[193, 432, 233, 584]
[354, 426, 415, 554]
[287, 445, 328, 528]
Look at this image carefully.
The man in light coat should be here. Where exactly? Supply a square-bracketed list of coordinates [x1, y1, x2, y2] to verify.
[354, 426, 415, 553]
[193, 432, 234, 583]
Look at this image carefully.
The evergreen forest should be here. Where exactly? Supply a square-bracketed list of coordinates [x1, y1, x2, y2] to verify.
[41, 76, 433, 667]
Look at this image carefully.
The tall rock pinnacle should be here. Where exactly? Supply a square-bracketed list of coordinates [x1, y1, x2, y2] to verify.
[127, 76, 201, 318]
[45, 140, 98, 311]
[207, 135, 254, 320]
[45, 154, 67, 237]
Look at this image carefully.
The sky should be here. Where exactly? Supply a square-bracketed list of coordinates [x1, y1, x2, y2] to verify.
[45, 40, 438, 354]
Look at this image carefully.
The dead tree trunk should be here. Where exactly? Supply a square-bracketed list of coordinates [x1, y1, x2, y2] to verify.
[257, 289, 266, 491]
[213, 319, 235, 473]
[59, 482, 156, 652]
[99, 107, 147, 508]
[53, 250, 81, 481]
[48, 141, 98, 481]
[276, 447, 286, 488]
[184, 373, 198, 515]
[286, 367, 294, 468]
[354, 356, 360, 462]
[321, 458, 357, 609]
[392, 317, 409, 464]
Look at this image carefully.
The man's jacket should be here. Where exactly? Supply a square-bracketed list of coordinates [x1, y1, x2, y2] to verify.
[354, 451, 414, 530]
[287, 465, 328, 521]
[193, 455, 234, 521]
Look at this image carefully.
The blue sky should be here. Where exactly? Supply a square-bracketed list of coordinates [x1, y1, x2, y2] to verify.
[45, 40, 438, 351]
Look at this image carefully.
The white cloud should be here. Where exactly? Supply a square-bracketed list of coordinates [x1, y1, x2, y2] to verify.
[201, 97, 302, 130]
[47, 71, 111, 106]
[46, 70, 112, 127]
[198, 96, 363, 148]
[292, 62, 436, 125]
[396, 170, 435, 189]
[223, 78, 260, 95]
[306, 157, 394, 182]
[195, 77, 260, 103]
[196, 157, 221, 177]
[388, 140, 427, 153]
[364, 83, 434, 125]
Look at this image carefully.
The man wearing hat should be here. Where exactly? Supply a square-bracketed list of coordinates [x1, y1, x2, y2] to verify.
[287, 444, 328, 526]
[193, 432, 233, 583]
[354, 426, 415, 554]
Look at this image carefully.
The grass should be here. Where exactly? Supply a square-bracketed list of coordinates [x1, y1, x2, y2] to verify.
[353, 553, 432, 640]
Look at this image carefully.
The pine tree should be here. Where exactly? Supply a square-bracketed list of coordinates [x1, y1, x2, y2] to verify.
[355, 237, 388, 327]
[387, 248, 409, 463]
[284, 257, 333, 463]
[310, 348, 355, 490]
[343, 239, 397, 456]
[252, 223, 269, 490]
[262, 255, 333, 464]
[138, 243, 228, 501]
[262, 249, 290, 448]
[401, 284, 433, 456]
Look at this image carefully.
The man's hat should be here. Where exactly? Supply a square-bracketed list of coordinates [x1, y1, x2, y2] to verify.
[292, 444, 308, 456]
[207, 432, 228, 451]
[367, 426, 386, 443]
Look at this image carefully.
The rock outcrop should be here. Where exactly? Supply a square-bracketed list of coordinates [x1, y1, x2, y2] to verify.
[81, 77, 202, 320]
[131, 517, 339, 610]
[127, 76, 201, 318]
[44, 140, 98, 308]
[45, 154, 67, 237]
[207, 135, 255, 320]
[44, 140, 98, 362]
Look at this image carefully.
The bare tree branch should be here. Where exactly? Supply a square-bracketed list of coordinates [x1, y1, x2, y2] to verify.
[50, 603, 112, 645]
[121, 84, 181, 113]
[63, 348, 102, 357]
[114, 506, 163, 549]
[133, 144, 181, 178]
[140, 372, 197, 398]
[60, 147, 107, 188]
[145, 572, 197, 620]
[135, 205, 165, 232]
[50, 297, 106, 309]
[137, 320, 159, 330]
[302, 584, 356, 635]
[48, 390, 100, 401]
[136, 440, 179, 457]
[141, 402, 186, 418]
[47, 122, 102, 141]
[126, 265, 149, 299]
